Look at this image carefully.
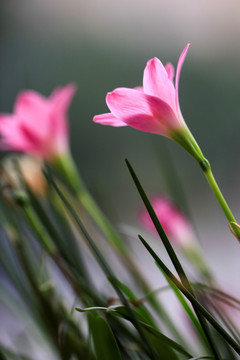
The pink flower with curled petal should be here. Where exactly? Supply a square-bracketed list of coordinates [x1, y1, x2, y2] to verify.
[139, 196, 193, 247]
[94, 44, 190, 138]
[0, 84, 76, 161]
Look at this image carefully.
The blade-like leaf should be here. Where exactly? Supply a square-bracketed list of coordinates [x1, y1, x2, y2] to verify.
[138, 234, 240, 356]
[76, 305, 119, 313]
[88, 314, 122, 360]
[111, 306, 191, 358]
[125, 158, 226, 358]
[77, 304, 192, 358]
[108, 277, 156, 327]
[45, 169, 159, 360]
[125, 158, 188, 284]
[156, 263, 205, 345]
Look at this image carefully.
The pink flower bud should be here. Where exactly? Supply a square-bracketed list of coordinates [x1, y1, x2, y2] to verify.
[139, 196, 193, 247]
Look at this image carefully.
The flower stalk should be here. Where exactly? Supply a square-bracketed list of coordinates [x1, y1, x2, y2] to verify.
[184, 132, 240, 241]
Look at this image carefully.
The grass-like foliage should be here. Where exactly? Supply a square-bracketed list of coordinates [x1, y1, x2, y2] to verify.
[0, 153, 239, 360]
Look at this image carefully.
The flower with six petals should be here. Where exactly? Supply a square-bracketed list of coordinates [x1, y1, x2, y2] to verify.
[94, 44, 190, 139]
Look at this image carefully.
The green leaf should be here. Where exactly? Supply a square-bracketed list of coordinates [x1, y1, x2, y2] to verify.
[125, 158, 225, 357]
[45, 170, 159, 360]
[156, 263, 205, 345]
[108, 277, 156, 327]
[88, 314, 122, 360]
[76, 306, 118, 313]
[30, 192, 84, 268]
[77, 304, 192, 358]
[125, 158, 188, 284]
[112, 306, 191, 358]
[109, 276, 190, 352]
[138, 234, 240, 356]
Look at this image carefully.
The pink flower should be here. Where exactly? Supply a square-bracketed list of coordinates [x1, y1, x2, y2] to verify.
[93, 44, 190, 138]
[0, 84, 76, 161]
[139, 196, 193, 247]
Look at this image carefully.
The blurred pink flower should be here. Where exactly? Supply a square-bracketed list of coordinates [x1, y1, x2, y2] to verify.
[139, 196, 193, 247]
[94, 44, 190, 138]
[0, 84, 76, 161]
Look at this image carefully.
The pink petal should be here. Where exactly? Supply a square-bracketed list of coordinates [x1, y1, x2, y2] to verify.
[175, 44, 190, 113]
[19, 122, 44, 149]
[14, 90, 48, 116]
[14, 90, 51, 141]
[106, 88, 179, 135]
[50, 83, 77, 114]
[0, 114, 37, 152]
[134, 86, 144, 92]
[47, 84, 76, 155]
[143, 57, 176, 112]
[93, 113, 127, 127]
[165, 63, 175, 82]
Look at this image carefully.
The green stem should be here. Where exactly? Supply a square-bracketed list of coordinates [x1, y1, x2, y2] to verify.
[173, 128, 240, 242]
[199, 159, 240, 240]
[203, 164, 235, 222]
[22, 201, 56, 254]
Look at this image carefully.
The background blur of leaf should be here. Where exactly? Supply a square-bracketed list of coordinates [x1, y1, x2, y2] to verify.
[0, 0, 240, 288]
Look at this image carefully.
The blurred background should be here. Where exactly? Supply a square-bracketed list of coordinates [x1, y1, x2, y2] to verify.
[1, 0, 240, 295]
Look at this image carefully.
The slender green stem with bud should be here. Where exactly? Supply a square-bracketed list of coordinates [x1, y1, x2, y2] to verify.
[172, 127, 240, 242]
[200, 160, 240, 240]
